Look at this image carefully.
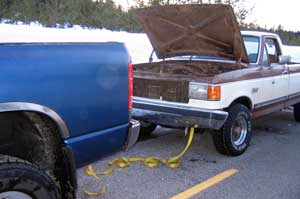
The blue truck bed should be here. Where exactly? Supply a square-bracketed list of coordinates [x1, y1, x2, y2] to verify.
[0, 42, 135, 166]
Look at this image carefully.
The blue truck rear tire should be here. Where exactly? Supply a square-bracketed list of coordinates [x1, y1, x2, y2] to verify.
[0, 155, 61, 199]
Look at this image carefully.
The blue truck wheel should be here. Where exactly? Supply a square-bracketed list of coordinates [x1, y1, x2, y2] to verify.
[0, 155, 61, 199]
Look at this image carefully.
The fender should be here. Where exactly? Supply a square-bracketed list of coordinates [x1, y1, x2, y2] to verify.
[228, 96, 253, 110]
[0, 102, 69, 139]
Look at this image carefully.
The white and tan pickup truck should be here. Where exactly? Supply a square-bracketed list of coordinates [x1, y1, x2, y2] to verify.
[132, 4, 300, 156]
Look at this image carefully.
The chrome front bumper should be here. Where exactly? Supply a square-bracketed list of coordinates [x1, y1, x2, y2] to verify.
[126, 119, 140, 149]
[132, 97, 228, 129]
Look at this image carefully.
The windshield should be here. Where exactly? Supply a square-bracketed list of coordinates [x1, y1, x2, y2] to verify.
[243, 35, 260, 63]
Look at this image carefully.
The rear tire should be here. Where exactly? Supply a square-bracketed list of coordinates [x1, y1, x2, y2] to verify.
[139, 122, 157, 136]
[212, 104, 252, 156]
[0, 155, 61, 199]
[294, 103, 300, 122]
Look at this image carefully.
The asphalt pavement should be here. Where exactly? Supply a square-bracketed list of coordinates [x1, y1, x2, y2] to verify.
[77, 109, 300, 199]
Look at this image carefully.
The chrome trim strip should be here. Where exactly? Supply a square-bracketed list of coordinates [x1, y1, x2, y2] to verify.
[133, 96, 227, 117]
[254, 92, 300, 109]
[189, 82, 209, 86]
[289, 92, 300, 100]
[254, 96, 288, 109]
[133, 97, 228, 118]
[0, 102, 69, 138]
[132, 108, 226, 129]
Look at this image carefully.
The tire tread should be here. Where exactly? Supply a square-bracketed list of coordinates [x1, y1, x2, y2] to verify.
[213, 104, 251, 156]
[0, 155, 61, 199]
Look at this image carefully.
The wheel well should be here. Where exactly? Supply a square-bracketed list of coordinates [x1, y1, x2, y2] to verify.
[229, 97, 252, 110]
[0, 111, 75, 198]
[0, 111, 61, 167]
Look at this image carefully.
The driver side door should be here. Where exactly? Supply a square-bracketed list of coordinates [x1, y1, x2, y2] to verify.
[263, 37, 289, 103]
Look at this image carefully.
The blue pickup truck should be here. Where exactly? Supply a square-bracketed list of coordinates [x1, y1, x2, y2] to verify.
[0, 43, 140, 199]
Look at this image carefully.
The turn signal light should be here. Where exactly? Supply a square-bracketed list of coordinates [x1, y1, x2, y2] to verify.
[208, 85, 221, 100]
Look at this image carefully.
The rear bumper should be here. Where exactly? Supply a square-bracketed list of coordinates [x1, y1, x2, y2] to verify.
[132, 97, 228, 129]
[125, 119, 140, 149]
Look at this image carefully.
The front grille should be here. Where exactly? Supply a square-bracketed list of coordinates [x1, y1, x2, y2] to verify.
[134, 78, 189, 103]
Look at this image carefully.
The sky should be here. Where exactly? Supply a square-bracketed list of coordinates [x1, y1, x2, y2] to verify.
[114, 0, 300, 32]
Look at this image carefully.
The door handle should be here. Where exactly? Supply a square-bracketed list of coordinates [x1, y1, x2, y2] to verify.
[272, 80, 275, 84]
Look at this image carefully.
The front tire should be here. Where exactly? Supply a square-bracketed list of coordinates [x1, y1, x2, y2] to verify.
[0, 155, 61, 199]
[213, 104, 252, 156]
[294, 103, 300, 122]
[139, 121, 157, 136]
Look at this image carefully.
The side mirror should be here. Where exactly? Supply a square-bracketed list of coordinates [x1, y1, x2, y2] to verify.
[279, 55, 291, 64]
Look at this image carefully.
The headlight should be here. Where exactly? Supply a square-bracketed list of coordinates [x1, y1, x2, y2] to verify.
[189, 82, 221, 101]
[189, 83, 208, 100]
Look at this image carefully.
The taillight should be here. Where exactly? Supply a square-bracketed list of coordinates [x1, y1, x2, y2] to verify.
[128, 63, 133, 109]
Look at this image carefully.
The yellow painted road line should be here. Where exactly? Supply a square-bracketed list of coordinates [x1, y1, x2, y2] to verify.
[170, 169, 238, 199]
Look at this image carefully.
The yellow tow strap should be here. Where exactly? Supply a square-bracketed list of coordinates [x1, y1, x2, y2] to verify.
[83, 127, 196, 197]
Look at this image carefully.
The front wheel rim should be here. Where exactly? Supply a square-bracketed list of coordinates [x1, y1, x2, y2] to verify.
[231, 115, 248, 146]
[0, 191, 33, 199]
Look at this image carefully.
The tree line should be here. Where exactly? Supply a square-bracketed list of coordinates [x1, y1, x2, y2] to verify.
[0, 0, 299, 45]
[245, 23, 300, 45]
[0, 0, 141, 31]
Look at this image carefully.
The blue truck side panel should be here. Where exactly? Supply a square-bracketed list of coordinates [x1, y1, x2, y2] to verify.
[0, 43, 130, 166]
[64, 123, 128, 167]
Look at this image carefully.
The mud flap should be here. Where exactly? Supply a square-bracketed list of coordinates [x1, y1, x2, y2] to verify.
[61, 145, 77, 199]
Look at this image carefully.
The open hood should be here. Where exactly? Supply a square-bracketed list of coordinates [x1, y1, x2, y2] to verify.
[134, 4, 249, 63]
